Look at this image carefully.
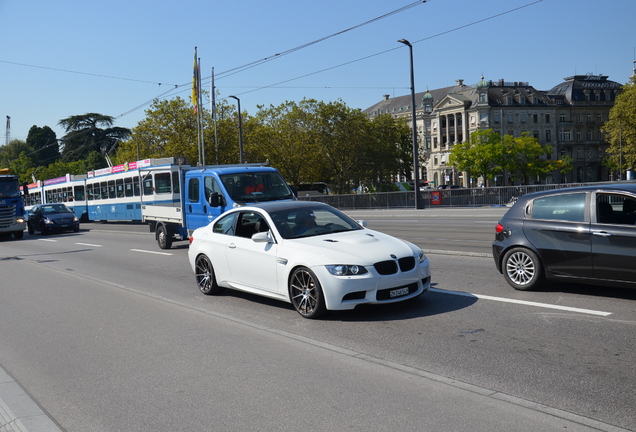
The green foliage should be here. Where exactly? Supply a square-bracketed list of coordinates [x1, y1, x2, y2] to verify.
[451, 129, 557, 185]
[26, 125, 59, 166]
[449, 129, 503, 186]
[603, 82, 636, 173]
[59, 113, 131, 162]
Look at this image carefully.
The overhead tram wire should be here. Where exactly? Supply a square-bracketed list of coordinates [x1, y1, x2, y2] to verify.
[232, 0, 545, 97]
[115, 0, 431, 119]
[208, 0, 430, 82]
[116, 0, 543, 117]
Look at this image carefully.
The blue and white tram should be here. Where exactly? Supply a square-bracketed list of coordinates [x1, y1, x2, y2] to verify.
[23, 174, 89, 221]
[25, 158, 185, 222]
[85, 158, 182, 221]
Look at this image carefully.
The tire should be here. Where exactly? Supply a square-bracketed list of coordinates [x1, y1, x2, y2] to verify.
[13, 230, 24, 239]
[195, 254, 223, 295]
[157, 225, 172, 249]
[502, 248, 544, 291]
[40, 223, 49, 235]
[289, 267, 326, 319]
[27, 223, 34, 235]
[73, 225, 80, 233]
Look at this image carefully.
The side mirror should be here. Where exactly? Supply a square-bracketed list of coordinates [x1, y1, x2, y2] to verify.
[251, 231, 272, 243]
[208, 192, 223, 207]
[356, 220, 368, 228]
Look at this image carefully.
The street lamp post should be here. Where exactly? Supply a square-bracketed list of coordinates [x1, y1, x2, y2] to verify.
[398, 39, 422, 209]
[229, 95, 244, 164]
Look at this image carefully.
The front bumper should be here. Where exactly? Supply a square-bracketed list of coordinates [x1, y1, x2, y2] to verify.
[312, 257, 431, 311]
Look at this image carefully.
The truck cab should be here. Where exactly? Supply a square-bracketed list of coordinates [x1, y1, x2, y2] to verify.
[143, 164, 295, 249]
[0, 172, 28, 239]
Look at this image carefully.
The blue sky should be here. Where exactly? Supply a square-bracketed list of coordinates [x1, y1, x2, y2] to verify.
[2, 0, 635, 144]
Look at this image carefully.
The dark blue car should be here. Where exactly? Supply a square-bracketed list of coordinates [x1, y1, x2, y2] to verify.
[27, 203, 80, 235]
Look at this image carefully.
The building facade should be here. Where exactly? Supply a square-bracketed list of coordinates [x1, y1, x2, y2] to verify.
[363, 74, 623, 186]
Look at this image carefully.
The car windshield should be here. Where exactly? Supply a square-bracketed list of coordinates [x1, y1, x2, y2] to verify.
[269, 206, 363, 239]
[0, 180, 20, 198]
[42, 204, 72, 214]
[219, 172, 294, 203]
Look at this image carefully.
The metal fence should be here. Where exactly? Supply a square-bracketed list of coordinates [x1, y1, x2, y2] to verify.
[298, 181, 636, 209]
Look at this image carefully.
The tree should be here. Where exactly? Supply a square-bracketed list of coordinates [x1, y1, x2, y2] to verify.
[603, 81, 636, 175]
[26, 125, 59, 167]
[502, 133, 554, 184]
[59, 113, 131, 162]
[450, 129, 503, 186]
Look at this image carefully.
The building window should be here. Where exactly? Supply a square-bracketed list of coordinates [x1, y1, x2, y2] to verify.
[587, 130, 593, 141]
[470, 115, 476, 125]
[545, 114, 550, 123]
[520, 96, 526, 104]
[494, 113, 500, 123]
[587, 114, 592, 122]
[577, 148, 582, 159]
[559, 114, 566, 122]
[576, 113, 582, 122]
[479, 93, 487, 103]
[520, 113, 527, 123]
[597, 114, 603, 122]
[546, 130, 552, 142]
[507, 113, 514, 123]
[576, 131, 582, 141]
[533, 114, 538, 123]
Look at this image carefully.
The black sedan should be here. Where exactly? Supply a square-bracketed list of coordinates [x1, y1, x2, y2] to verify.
[493, 183, 636, 290]
[27, 203, 80, 235]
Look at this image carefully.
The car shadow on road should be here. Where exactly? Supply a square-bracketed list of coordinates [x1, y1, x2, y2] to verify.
[208, 282, 478, 322]
[333, 283, 478, 322]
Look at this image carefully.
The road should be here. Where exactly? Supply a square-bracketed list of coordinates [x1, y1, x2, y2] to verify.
[1, 207, 635, 431]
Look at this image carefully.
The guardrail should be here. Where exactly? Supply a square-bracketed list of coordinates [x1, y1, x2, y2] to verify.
[298, 181, 636, 209]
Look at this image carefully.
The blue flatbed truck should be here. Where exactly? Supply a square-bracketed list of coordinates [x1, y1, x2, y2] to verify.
[141, 163, 295, 249]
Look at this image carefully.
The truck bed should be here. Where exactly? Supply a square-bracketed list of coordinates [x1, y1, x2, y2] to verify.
[141, 204, 184, 224]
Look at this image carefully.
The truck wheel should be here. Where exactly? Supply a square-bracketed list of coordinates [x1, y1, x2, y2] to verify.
[14, 231, 24, 239]
[157, 225, 172, 249]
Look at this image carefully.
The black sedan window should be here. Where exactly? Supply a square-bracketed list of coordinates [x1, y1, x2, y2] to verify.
[530, 193, 586, 222]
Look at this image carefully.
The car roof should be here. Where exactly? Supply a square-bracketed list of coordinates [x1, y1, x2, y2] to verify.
[243, 200, 333, 213]
[520, 183, 636, 201]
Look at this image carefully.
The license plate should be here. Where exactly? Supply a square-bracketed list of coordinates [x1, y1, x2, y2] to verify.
[60, 224, 68, 227]
[389, 287, 409, 298]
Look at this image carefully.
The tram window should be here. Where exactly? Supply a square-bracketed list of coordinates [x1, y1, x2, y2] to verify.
[116, 178, 124, 198]
[108, 180, 116, 199]
[188, 178, 199, 202]
[87, 184, 95, 200]
[155, 173, 171, 194]
[172, 171, 180, 193]
[143, 176, 153, 195]
[74, 185, 85, 201]
[101, 181, 109, 200]
[133, 176, 140, 196]
[124, 177, 133, 197]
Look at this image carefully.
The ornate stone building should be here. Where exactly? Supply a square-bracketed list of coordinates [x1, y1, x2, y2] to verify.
[363, 74, 623, 186]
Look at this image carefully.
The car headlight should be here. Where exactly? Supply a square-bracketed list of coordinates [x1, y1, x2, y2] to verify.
[73, 216, 79, 222]
[326, 265, 368, 276]
[418, 249, 426, 263]
[44, 218, 54, 225]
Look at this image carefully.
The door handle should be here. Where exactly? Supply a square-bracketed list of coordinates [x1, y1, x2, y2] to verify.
[592, 231, 612, 237]
[228, 243, 236, 248]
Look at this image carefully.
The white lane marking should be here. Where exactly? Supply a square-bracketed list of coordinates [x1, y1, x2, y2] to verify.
[37, 239, 57, 242]
[429, 288, 612, 316]
[76, 243, 103, 247]
[130, 249, 173, 256]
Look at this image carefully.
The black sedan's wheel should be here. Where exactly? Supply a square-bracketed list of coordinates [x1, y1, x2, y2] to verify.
[157, 225, 172, 249]
[40, 222, 49, 235]
[502, 248, 544, 291]
[289, 267, 326, 319]
[27, 223, 34, 235]
[195, 254, 223, 295]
